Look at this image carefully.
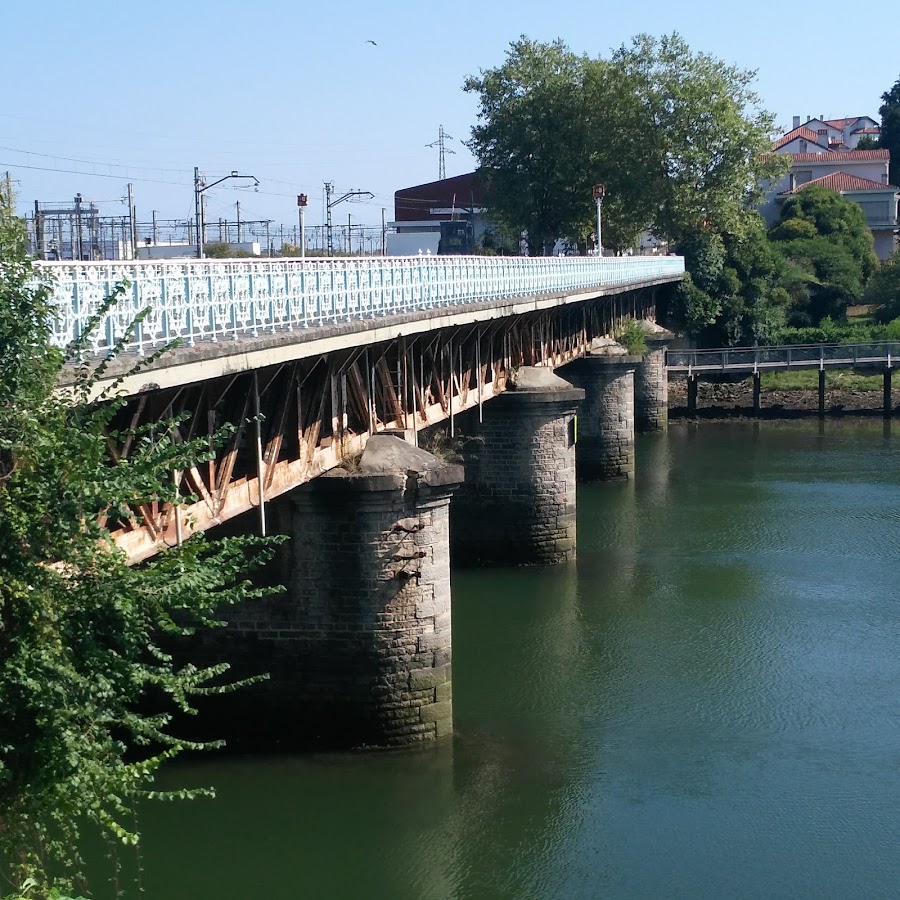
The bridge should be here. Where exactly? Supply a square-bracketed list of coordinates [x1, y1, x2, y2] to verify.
[667, 341, 898, 415]
[44, 253, 684, 751]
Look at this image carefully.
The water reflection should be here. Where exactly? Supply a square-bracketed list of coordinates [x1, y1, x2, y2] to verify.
[94, 421, 900, 900]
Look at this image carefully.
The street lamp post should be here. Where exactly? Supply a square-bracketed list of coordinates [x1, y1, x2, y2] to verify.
[297, 193, 308, 258]
[194, 168, 259, 259]
[592, 183, 605, 257]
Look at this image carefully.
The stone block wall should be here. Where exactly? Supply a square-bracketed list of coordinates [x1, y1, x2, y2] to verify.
[635, 342, 669, 432]
[451, 369, 583, 566]
[564, 355, 638, 480]
[191, 437, 460, 751]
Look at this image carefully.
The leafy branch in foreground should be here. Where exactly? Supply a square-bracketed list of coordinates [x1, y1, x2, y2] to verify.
[0, 195, 283, 897]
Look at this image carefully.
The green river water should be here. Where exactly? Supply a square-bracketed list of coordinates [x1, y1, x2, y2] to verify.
[103, 421, 900, 899]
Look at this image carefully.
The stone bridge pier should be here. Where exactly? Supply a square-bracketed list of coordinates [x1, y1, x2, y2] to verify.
[562, 342, 641, 480]
[451, 367, 584, 566]
[199, 435, 463, 751]
[635, 321, 674, 433]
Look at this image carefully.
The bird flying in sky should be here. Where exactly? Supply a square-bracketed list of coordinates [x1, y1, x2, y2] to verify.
[365, 40, 377, 46]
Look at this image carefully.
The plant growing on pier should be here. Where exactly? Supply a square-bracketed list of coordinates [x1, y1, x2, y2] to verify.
[615, 320, 648, 355]
[0, 198, 282, 897]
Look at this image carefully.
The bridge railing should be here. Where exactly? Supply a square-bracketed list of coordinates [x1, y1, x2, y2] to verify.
[667, 341, 900, 373]
[35, 254, 684, 355]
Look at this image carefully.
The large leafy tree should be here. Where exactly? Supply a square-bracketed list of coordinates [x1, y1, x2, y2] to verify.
[464, 33, 785, 255]
[867, 250, 900, 322]
[666, 214, 790, 345]
[769, 185, 878, 325]
[610, 33, 785, 244]
[0, 198, 280, 897]
[463, 38, 594, 255]
[878, 75, 900, 187]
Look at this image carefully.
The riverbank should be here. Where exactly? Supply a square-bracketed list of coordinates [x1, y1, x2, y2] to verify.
[669, 372, 900, 419]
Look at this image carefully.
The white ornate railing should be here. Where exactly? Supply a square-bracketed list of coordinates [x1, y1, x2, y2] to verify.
[37, 254, 684, 355]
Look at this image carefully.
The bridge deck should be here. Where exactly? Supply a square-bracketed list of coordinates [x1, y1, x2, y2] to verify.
[667, 342, 900, 374]
[40, 254, 684, 361]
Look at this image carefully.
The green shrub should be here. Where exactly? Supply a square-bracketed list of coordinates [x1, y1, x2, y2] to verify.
[616, 319, 648, 355]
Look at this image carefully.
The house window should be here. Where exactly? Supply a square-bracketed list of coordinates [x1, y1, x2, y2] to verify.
[794, 170, 813, 186]
[817, 129, 827, 137]
[798, 140, 807, 153]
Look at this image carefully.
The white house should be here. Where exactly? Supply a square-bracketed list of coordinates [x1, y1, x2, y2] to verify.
[784, 115, 881, 150]
[761, 118, 898, 260]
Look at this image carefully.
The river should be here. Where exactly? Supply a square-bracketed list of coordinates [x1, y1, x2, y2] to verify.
[103, 421, 900, 899]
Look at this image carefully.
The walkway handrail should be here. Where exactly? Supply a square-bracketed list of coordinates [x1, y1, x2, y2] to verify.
[37, 254, 684, 356]
[667, 341, 900, 373]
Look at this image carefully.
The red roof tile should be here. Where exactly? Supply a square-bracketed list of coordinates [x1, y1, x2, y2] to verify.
[823, 117, 860, 130]
[789, 149, 890, 162]
[852, 127, 881, 135]
[774, 126, 825, 150]
[781, 171, 898, 195]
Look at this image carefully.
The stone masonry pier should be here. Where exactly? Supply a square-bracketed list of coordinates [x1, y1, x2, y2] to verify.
[197, 435, 462, 750]
[451, 367, 584, 566]
[563, 342, 640, 480]
[635, 320, 674, 433]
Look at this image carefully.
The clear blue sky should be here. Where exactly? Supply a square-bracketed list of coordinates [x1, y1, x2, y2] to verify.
[2, 0, 896, 231]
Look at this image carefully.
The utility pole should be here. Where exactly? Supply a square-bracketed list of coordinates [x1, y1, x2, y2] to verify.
[74, 193, 84, 261]
[126, 183, 137, 259]
[193, 167, 258, 258]
[426, 125, 455, 181]
[324, 182, 374, 255]
[152, 210, 158, 244]
[2, 171, 12, 206]
[325, 182, 334, 254]
[381, 207, 386, 256]
[236, 201, 242, 243]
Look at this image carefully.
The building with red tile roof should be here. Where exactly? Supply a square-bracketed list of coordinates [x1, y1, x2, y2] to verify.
[762, 120, 897, 259]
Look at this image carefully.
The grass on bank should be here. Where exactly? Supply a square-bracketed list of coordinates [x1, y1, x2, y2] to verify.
[761, 370, 900, 391]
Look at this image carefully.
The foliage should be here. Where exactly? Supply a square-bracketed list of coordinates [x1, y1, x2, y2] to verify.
[777, 315, 900, 345]
[878, 74, 900, 188]
[463, 37, 596, 255]
[867, 251, 900, 322]
[609, 34, 785, 245]
[615, 319, 648, 355]
[768, 185, 877, 326]
[203, 242, 254, 259]
[0, 199, 283, 897]
[463, 32, 785, 255]
[665, 215, 789, 346]
[855, 135, 880, 151]
[762, 369, 899, 391]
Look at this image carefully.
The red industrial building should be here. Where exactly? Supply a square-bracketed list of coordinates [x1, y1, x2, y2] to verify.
[389, 172, 487, 255]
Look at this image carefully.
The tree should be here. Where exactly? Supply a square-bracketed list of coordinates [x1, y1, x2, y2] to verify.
[0, 198, 281, 897]
[463, 33, 786, 255]
[867, 250, 900, 322]
[464, 38, 594, 255]
[878, 75, 900, 187]
[609, 33, 786, 245]
[769, 184, 878, 325]
[855, 134, 880, 151]
[665, 214, 789, 345]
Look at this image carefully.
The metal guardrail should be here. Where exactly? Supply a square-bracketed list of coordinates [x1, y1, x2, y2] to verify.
[667, 342, 900, 373]
[37, 254, 684, 355]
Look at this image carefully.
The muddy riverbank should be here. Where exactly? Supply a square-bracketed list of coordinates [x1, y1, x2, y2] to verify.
[669, 377, 899, 419]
